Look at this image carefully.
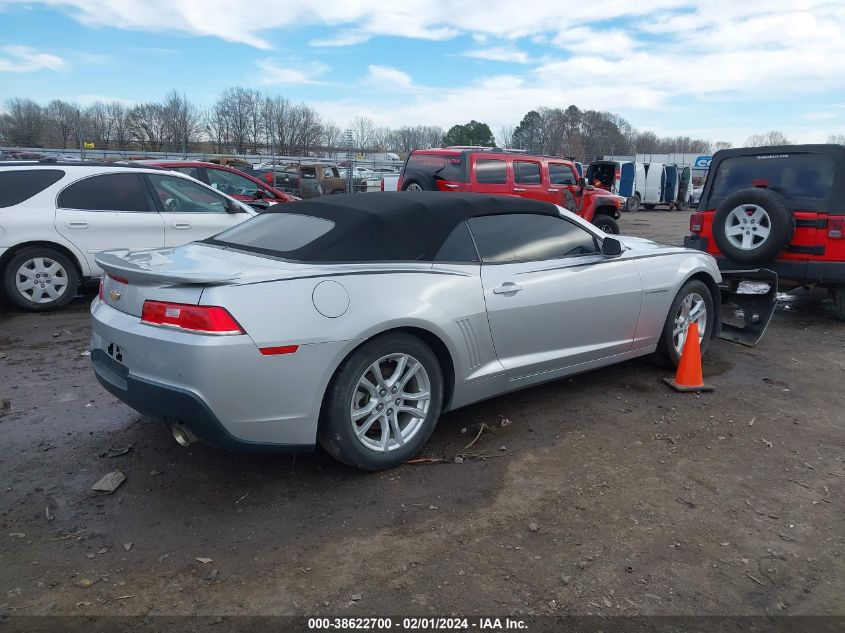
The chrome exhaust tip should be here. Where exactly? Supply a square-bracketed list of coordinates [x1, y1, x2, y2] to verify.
[171, 424, 197, 447]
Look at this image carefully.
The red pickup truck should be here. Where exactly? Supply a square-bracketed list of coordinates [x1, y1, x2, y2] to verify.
[397, 147, 625, 234]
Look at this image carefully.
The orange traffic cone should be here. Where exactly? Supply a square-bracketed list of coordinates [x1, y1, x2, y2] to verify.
[663, 322, 713, 393]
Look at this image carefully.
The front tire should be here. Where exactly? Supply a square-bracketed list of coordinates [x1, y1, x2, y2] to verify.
[656, 279, 714, 367]
[593, 214, 620, 234]
[318, 333, 444, 470]
[3, 247, 79, 312]
[626, 195, 641, 212]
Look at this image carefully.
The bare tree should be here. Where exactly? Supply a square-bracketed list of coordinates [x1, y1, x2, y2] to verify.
[322, 120, 342, 155]
[162, 91, 201, 153]
[350, 115, 375, 152]
[127, 103, 168, 151]
[214, 87, 253, 154]
[827, 134, 845, 145]
[86, 101, 114, 150]
[745, 131, 792, 147]
[46, 100, 79, 149]
[497, 125, 514, 148]
[107, 102, 130, 151]
[205, 103, 229, 154]
[3, 98, 46, 146]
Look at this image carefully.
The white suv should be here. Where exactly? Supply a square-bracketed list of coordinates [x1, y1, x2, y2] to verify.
[0, 162, 256, 311]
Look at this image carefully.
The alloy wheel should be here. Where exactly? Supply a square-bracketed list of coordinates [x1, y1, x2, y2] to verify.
[15, 257, 69, 304]
[405, 183, 423, 192]
[350, 353, 431, 453]
[725, 204, 771, 251]
[672, 292, 707, 355]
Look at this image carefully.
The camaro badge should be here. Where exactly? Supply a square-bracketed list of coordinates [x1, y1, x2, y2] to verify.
[109, 290, 121, 302]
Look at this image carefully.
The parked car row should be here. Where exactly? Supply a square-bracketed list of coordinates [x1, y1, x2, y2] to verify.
[587, 159, 695, 211]
[395, 147, 625, 234]
[0, 162, 261, 311]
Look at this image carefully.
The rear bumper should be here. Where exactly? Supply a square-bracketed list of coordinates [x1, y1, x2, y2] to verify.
[683, 235, 845, 285]
[90, 300, 346, 451]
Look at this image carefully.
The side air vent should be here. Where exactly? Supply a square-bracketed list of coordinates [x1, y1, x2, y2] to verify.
[456, 318, 481, 369]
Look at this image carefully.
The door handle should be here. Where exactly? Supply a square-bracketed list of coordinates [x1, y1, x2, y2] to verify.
[547, 188, 560, 193]
[173, 222, 191, 229]
[513, 187, 526, 192]
[493, 282, 522, 295]
[443, 184, 459, 189]
[68, 220, 88, 228]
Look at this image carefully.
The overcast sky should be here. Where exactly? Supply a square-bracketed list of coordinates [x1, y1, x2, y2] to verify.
[1, 0, 843, 145]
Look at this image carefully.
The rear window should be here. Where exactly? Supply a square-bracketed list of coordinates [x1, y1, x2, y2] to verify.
[709, 153, 835, 207]
[58, 173, 151, 212]
[475, 159, 507, 184]
[0, 169, 65, 207]
[211, 213, 334, 254]
[405, 153, 467, 182]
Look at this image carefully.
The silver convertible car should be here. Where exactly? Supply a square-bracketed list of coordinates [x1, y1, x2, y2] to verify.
[90, 193, 767, 470]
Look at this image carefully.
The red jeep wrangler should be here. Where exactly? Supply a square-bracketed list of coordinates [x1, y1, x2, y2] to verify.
[397, 147, 625, 234]
[685, 144, 845, 321]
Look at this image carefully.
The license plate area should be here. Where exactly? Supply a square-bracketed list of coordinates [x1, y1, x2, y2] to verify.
[106, 342, 124, 364]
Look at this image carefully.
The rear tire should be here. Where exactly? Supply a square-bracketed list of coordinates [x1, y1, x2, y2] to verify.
[402, 174, 436, 191]
[2, 247, 79, 312]
[834, 285, 845, 322]
[643, 203, 656, 210]
[318, 333, 444, 470]
[593, 214, 620, 235]
[656, 279, 714, 367]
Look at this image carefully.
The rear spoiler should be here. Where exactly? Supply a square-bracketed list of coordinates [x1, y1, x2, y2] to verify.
[717, 268, 778, 347]
[95, 250, 245, 285]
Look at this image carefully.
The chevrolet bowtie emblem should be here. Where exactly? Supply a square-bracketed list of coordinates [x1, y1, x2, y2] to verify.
[109, 289, 121, 302]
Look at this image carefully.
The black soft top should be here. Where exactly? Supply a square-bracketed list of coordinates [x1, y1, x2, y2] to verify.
[212, 192, 560, 262]
[702, 144, 845, 214]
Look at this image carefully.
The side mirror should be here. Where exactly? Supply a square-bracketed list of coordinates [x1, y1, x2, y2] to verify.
[253, 189, 265, 200]
[578, 176, 587, 190]
[226, 199, 244, 213]
[601, 237, 623, 257]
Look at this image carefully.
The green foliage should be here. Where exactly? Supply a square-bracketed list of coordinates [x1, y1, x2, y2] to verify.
[442, 120, 495, 147]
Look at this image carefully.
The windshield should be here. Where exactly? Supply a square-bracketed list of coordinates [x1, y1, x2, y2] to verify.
[709, 153, 835, 209]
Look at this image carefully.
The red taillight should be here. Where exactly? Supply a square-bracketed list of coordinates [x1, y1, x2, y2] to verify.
[98, 276, 104, 301]
[690, 212, 704, 233]
[141, 301, 244, 335]
[615, 169, 621, 181]
[829, 217, 844, 239]
[380, 179, 385, 191]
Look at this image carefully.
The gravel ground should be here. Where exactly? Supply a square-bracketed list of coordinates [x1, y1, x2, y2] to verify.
[0, 210, 843, 620]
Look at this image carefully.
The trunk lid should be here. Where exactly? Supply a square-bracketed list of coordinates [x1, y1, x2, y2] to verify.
[96, 243, 312, 317]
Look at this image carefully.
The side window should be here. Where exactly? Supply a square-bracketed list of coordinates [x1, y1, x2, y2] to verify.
[206, 168, 259, 196]
[514, 161, 541, 184]
[172, 167, 202, 180]
[0, 169, 65, 207]
[58, 173, 151, 212]
[300, 167, 317, 180]
[475, 159, 507, 184]
[549, 163, 577, 185]
[147, 174, 229, 213]
[435, 222, 479, 263]
[468, 214, 598, 263]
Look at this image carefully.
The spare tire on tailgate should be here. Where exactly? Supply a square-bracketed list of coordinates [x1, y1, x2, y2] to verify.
[401, 172, 436, 191]
[712, 187, 794, 264]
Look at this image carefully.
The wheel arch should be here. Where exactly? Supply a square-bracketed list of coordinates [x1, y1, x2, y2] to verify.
[0, 240, 87, 280]
[318, 325, 457, 427]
